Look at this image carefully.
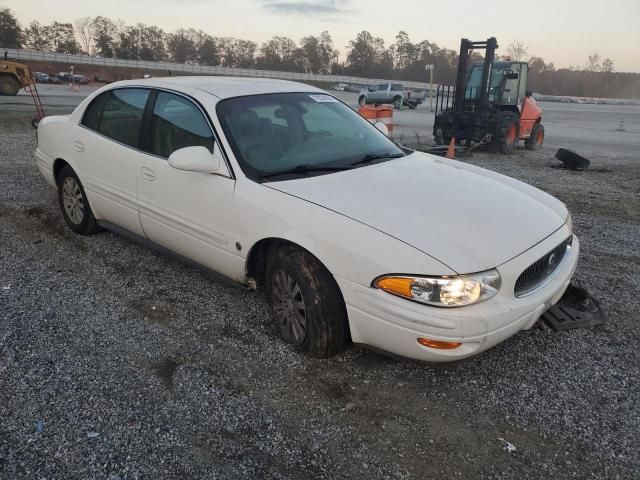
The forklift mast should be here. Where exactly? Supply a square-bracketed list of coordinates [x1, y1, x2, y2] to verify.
[453, 37, 498, 114]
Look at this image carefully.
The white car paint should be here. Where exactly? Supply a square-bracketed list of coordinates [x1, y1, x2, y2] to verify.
[35, 76, 578, 363]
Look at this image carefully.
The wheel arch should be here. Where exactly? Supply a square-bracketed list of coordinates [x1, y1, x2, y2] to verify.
[246, 237, 333, 288]
[52, 158, 71, 183]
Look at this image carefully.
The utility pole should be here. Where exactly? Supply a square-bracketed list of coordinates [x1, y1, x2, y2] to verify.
[426, 64, 434, 112]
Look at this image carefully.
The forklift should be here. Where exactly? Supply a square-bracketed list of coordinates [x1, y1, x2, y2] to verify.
[433, 37, 544, 154]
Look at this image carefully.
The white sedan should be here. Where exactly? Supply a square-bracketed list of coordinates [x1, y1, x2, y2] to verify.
[35, 77, 578, 363]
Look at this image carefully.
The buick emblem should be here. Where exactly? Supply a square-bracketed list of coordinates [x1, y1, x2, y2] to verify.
[547, 252, 557, 272]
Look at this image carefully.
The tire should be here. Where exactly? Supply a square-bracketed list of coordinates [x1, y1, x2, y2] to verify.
[265, 245, 350, 358]
[393, 96, 402, 110]
[0, 75, 20, 96]
[555, 148, 590, 170]
[494, 112, 520, 154]
[57, 165, 99, 235]
[358, 95, 367, 106]
[525, 123, 544, 150]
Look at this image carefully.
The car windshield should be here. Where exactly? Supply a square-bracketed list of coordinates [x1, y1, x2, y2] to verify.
[216, 92, 405, 181]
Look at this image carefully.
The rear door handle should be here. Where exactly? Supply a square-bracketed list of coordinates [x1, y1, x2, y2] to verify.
[141, 167, 156, 181]
[73, 141, 85, 152]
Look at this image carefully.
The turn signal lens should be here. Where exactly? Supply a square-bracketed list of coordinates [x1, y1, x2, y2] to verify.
[417, 338, 462, 349]
[376, 277, 413, 298]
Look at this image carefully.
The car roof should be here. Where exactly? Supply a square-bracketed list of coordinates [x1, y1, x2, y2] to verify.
[109, 76, 325, 99]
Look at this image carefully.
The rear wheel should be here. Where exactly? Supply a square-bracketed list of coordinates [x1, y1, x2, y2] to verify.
[525, 123, 544, 150]
[265, 245, 350, 358]
[393, 96, 402, 110]
[494, 113, 520, 154]
[0, 75, 20, 96]
[57, 165, 99, 235]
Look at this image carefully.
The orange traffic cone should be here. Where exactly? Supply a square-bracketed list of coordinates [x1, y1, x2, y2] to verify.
[446, 137, 456, 159]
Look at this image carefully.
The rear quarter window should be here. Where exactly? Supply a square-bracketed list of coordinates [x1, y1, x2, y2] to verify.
[81, 92, 108, 131]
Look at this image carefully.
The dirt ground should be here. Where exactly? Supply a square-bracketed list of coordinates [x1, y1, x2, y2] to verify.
[1, 108, 639, 479]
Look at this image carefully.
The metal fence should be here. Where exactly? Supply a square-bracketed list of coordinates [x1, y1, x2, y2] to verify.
[3, 48, 434, 90]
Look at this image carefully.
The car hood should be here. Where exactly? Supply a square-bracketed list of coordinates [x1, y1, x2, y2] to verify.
[266, 151, 568, 273]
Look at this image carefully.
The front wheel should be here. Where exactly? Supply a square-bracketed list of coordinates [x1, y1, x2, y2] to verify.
[525, 123, 544, 150]
[494, 113, 520, 154]
[358, 95, 367, 106]
[265, 246, 350, 358]
[0, 75, 20, 96]
[393, 96, 402, 110]
[57, 165, 99, 235]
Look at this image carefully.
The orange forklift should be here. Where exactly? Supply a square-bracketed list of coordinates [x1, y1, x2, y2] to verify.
[433, 37, 544, 154]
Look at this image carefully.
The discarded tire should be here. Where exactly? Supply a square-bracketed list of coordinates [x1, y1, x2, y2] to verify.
[555, 148, 590, 170]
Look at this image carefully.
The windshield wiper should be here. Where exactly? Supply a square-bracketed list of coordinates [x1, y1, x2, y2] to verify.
[258, 164, 354, 182]
[350, 152, 405, 167]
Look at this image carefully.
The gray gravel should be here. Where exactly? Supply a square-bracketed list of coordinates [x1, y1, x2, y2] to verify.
[1, 110, 639, 479]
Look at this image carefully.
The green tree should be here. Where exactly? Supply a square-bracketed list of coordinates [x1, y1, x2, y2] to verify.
[49, 22, 79, 54]
[198, 35, 219, 66]
[394, 30, 416, 70]
[167, 30, 197, 63]
[0, 8, 22, 48]
[91, 16, 117, 58]
[346, 31, 376, 75]
[23, 20, 50, 51]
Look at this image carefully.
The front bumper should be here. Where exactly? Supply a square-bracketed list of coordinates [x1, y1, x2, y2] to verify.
[337, 225, 579, 363]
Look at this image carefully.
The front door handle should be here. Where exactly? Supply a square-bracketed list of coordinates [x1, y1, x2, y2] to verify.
[73, 141, 85, 152]
[141, 167, 156, 181]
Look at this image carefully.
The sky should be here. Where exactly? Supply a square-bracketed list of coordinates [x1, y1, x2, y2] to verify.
[4, 0, 640, 73]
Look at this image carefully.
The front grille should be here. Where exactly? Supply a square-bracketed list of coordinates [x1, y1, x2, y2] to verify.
[514, 237, 572, 297]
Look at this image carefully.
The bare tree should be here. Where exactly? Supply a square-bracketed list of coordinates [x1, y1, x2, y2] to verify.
[75, 17, 94, 54]
[587, 52, 601, 71]
[507, 40, 528, 61]
[602, 57, 614, 73]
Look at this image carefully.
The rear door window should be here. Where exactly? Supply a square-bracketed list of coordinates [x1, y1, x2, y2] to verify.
[148, 91, 214, 158]
[96, 88, 150, 148]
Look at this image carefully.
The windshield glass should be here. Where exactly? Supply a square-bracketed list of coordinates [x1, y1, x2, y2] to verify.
[216, 92, 404, 181]
[467, 63, 512, 89]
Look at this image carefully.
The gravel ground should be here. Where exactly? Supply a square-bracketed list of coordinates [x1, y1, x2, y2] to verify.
[1, 110, 639, 479]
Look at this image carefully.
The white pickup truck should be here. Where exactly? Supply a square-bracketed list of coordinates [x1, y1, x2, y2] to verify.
[358, 83, 426, 109]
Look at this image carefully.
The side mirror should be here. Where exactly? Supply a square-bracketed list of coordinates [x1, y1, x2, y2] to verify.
[506, 72, 519, 80]
[168, 145, 227, 175]
[374, 121, 390, 137]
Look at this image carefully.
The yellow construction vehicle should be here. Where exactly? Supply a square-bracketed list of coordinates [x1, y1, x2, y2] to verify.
[1, 52, 45, 126]
[0, 51, 34, 96]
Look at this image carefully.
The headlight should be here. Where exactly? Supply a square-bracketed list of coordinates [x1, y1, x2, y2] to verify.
[373, 270, 501, 307]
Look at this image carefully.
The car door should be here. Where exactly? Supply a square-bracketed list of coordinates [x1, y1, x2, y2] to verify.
[136, 90, 241, 279]
[75, 87, 151, 236]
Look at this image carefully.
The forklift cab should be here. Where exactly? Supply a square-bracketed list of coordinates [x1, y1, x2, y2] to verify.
[466, 61, 528, 111]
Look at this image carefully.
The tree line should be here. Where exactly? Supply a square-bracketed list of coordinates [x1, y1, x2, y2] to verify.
[0, 8, 637, 98]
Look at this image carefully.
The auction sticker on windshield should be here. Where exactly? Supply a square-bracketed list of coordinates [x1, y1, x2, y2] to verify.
[309, 94, 337, 103]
